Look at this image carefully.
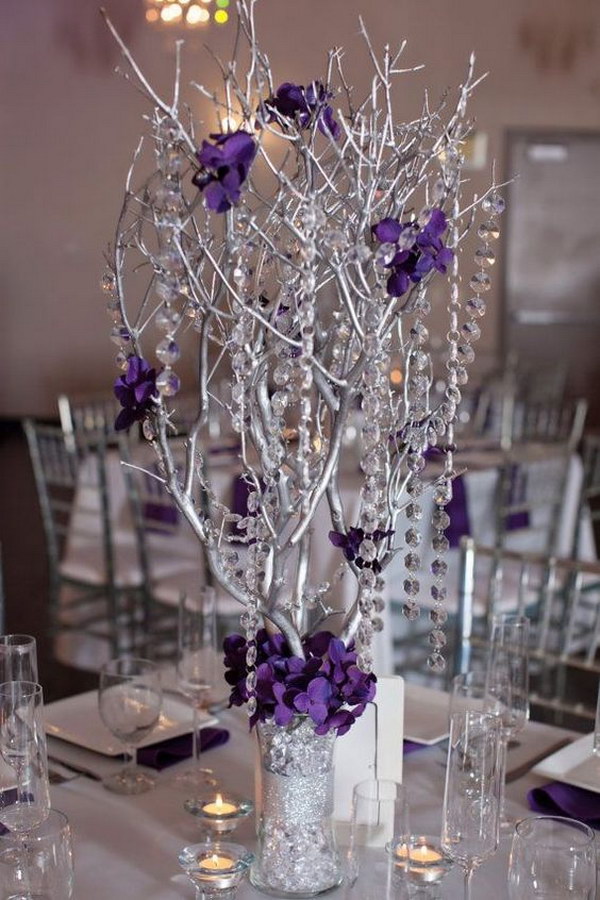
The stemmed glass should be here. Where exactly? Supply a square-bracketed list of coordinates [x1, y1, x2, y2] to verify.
[485, 614, 530, 830]
[441, 710, 502, 900]
[508, 816, 596, 898]
[176, 588, 218, 793]
[0, 635, 38, 683]
[98, 657, 162, 795]
[0, 809, 74, 899]
[593, 678, 600, 756]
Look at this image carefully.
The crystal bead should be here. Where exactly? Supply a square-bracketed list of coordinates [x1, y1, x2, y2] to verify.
[156, 279, 180, 304]
[475, 247, 496, 268]
[403, 603, 420, 621]
[430, 558, 448, 578]
[405, 528, 421, 547]
[432, 178, 446, 201]
[456, 366, 469, 385]
[231, 382, 245, 403]
[360, 454, 381, 476]
[156, 338, 180, 365]
[347, 244, 372, 265]
[246, 696, 257, 716]
[357, 620, 374, 643]
[407, 453, 426, 473]
[433, 481, 452, 506]
[417, 206, 432, 227]
[429, 629, 447, 648]
[300, 243, 317, 263]
[481, 192, 505, 215]
[429, 606, 448, 625]
[427, 652, 446, 673]
[432, 534, 450, 553]
[407, 478, 423, 498]
[406, 503, 422, 522]
[362, 395, 381, 417]
[373, 595, 385, 612]
[142, 419, 155, 441]
[446, 385, 461, 404]
[408, 374, 428, 396]
[322, 229, 347, 252]
[106, 301, 122, 323]
[232, 351, 252, 377]
[157, 249, 185, 276]
[359, 595, 374, 614]
[300, 204, 326, 230]
[398, 226, 418, 250]
[155, 306, 182, 332]
[466, 297, 487, 316]
[362, 422, 381, 448]
[462, 321, 481, 342]
[374, 242, 396, 268]
[411, 350, 429, 371]
[273, 363, 291, 386]
[246, 645, 257, 666]
[432, 509, 450, 530]
[271, 391, 288, 416]
[404, 552, 420, 572]
[156, 368, 180, 397]
[233, 264, 252, 289]
[403, 578, 419, 597]
[457, 343, 475, 364]
[359, 539, 377, 563]
[371, 616, 384, 633]
[357, 651, 373, 673]
[410, 323, 429, 345]
[115, 351, 129, 371]
[110, 326, 132, 347]
[101, 272, 116, 294]
[359, 568, 377, 589]
[469, 271, 491, 293]
[477, 219, 500, 241]
[363, 334, 381, 358]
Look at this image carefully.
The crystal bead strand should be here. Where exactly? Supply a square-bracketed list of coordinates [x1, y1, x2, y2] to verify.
[153, 117, 184, 399]
[103, 270, 131, 371]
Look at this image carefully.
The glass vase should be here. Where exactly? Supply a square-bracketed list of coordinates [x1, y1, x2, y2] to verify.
[250, 717, 342, 898]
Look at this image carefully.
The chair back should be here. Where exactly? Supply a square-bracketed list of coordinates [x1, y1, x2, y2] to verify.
[456, 537, 600, 721]
[58, 392, 123, 450]
[572, 433, 600, 557]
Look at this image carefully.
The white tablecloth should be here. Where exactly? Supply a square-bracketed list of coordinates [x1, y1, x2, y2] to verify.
[46, 698, 577, 900]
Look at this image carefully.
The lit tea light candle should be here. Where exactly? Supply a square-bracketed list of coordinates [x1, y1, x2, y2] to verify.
[202, 793, 238, 816]
[200, 852, 235, 872]
[394, 837, 452, 885]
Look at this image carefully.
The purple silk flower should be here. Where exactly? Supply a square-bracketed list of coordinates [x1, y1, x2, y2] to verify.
[264, 81, 340, 139]
[223, 628, 376, 736]
[372, 208, 453, 298]
[192, 130, 257, 213]
[328, 526, 394, 575]
[114, 355, 158, 431]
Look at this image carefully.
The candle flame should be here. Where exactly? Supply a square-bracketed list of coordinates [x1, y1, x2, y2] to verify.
[215, 793, 224, 807]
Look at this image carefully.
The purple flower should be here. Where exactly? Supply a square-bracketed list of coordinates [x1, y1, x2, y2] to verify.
[371, 209, 453, 298]
[113, 356, 157, 431]
[264, 81, 340, 139]
[192, 131, 257, 213]
[222, 628, 377, 736]
[328, 526, 394, 575]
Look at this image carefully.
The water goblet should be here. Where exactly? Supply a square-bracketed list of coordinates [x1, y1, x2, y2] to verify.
[508, 815, 596, 899]
[0, 636, 38, 684]
[176, 588, 218, 794]
[98, 657, 162, 795]
[441, 710, 502, 900]
[0, 808, 74, 899]
[486, 614, 530, 830]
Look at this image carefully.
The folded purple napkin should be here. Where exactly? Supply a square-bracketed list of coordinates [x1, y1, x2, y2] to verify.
[528, 782, 600, 829]
[137, 726, 229, 771]
[445, 474, 471, 549]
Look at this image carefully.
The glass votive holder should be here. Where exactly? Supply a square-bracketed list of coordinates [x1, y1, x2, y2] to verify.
[179, 840, 254, 899]
[184, 790, 254, 834]
[391, 834, 453, 894]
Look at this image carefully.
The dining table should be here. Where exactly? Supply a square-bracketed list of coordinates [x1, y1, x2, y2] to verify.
[43, 682, 580, 899]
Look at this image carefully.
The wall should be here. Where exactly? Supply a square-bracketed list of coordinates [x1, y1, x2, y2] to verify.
[1, 0, 599, 416]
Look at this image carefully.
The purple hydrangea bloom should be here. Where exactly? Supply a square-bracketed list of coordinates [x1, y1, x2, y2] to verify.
[265, 81, 340, 139]
[222, 628, 377, 736]
[113, 356, 158, 432]
[371, 208, 453, 298]
[328, 526, 394, 575]
[192, 131, 257, 213]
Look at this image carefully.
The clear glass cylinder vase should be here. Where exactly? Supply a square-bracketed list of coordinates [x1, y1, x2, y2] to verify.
[250, 717, 342, 898]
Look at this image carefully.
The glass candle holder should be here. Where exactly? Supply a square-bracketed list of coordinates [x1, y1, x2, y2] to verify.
[392, 835, 454, 892]
[179, 840, 254, 899]
[184, 790, 253, 834]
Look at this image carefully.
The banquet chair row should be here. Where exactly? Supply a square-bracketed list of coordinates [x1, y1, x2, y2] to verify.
[455, 537, 600, 723]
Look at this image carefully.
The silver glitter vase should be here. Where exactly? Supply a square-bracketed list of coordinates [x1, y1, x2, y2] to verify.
[250, 717, 342, 898]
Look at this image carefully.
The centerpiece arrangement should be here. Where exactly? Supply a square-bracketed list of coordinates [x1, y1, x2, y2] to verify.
[103, 1, 502, 893]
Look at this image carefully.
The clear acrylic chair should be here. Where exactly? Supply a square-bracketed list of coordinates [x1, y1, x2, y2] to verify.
[23, 419, 151, 665]
[572, 433, 600, 558]
[455, 537, 600, 724]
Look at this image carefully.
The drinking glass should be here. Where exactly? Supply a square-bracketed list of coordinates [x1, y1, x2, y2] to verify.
[0, 682, 50, 834]
[0, 809, 74, 899]
[441, 710, 502, 900]
[449, 671, 494, 722]
[176, 588, 218, 792]
[346, 780, 410, 900]
[98, 657, 162, 795]
[593, 678, 600, 757]
[0, 636, 38, 684]
[508, 816, 596, 899]
[486, 614, 529, 829]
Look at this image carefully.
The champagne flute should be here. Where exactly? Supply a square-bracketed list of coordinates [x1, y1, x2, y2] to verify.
[441, 710, 502, 900]
[98, 657, 162, 795]
[0, 636, 38, 683]
[508, 816, 596, 898]
[176, 588, 218, 794]
[486, 614, 530, 829]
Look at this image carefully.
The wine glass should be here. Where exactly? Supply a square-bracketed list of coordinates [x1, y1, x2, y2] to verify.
[593, 678, 600, 757]
[0, 681, 50, 834]
[176, 588, 218, 794]
[441, 710, 502, 900]
[0, 809, 74, 899]
[98, 657, 162, 795]
[486, 614, 530, 829]
[508, 816, 596, 898]
[0, 635, 38, 683]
